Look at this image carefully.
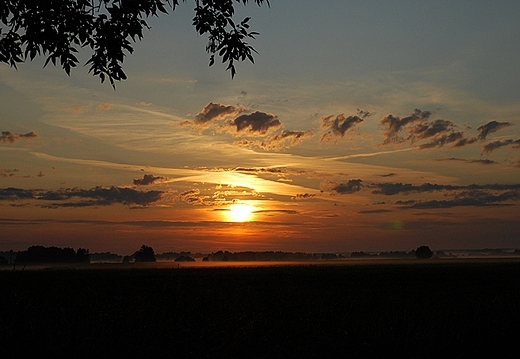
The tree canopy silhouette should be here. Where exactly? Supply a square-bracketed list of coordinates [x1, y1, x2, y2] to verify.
[415, 246, 433, 259]
[1, 0, 270, 87]
[133, 244, 156, 262]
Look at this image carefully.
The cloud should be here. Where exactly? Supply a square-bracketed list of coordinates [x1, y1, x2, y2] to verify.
[477, 120, 513, 140]
[1, 131, 38, 143]
[179, 189, 210, 205]
[379, 108, 431, 144]
[371, 182, 520, 195]
[293, 193, 316, 200]
[379, 110, 477, 149]
[359, 209, 392, 214]
[253, 209, 299, 215]
[0, 186, 165, 207]
[226, 111, 281, 136]
[436, 158, 498, 165]
[399, 190, 520, 209]
[0, 168, 19, 177]
[322, 179, 363, 194]
[0, 187, 35, 200]
[234, 130, 313, 150]
[133, 174, 167, 186]
[482, 139, 520, 153]
[180, 102, 244, 128]
[319, 109, 370, 143]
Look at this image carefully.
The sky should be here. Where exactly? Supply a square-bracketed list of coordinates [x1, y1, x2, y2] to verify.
[1, 1, 520, 255]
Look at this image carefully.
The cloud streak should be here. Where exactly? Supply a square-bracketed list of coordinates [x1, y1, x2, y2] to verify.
[0, 186, 165, 207]
[482, 139, 520, 153]
[1, 131, 38, 143]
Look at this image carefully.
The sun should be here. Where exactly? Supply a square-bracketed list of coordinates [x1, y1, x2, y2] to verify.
[227, 203, 255, 222]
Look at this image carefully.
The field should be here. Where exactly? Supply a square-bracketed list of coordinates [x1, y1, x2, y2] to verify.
[1, 260, 519, 357]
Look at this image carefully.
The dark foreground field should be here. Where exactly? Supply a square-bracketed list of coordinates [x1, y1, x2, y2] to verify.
[1, 261, 519, 358]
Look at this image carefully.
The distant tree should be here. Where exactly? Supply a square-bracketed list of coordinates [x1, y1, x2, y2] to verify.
[76, 247, 91, 263]
[122, 255, 133, 263]
[133, 244, 156, 262]
[15, 245, 90, 263]
[0, 255, 8, 265]
[1, 0, 270, 87]
[415, 246, 433, 259]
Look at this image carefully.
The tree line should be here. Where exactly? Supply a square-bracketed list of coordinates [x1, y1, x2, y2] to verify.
[0, 245, 441, 265]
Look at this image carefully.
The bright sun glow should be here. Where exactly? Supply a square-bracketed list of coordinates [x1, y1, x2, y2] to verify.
[227, 203, 255, 222]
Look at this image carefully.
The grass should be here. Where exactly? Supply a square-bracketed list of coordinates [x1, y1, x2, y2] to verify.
[1, 261, 519, 357]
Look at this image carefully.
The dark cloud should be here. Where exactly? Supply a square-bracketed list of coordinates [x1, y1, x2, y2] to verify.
[0, 168, 19, 177]
[379, 173, 397, 177]
[477, 120, 513, 140]
[133, 174, 167, 186]
[320, 109, 370, 143]
[417, 131, 466, 149]
[227, 111, 281, 136]
[0, 187, 36, 200]
[180, 102, 244, 127]
[0, 186, 164, 207]
[436, 158, 498, 165]
[261, 130, 313, 150]
[294, 193, 316, 200]
[234, 167, 288, 174]
[379, 110, 476, 149]
[372, 182, 520, 195]
[253, 209, 299, 215]
[322, 179, 363, 194]
[235, 130, 313, 150]
[1, 131, 38, 143]
[400, 190, 519, 209]
[359, 209, 392, 214]
[380, 108, 431, 144]
[452, 137, 478, 147]
[482, 139, 520, 153]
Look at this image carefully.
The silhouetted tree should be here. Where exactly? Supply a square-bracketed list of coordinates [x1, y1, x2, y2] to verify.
[15, 245, 91, 263]
[133, 244, 156, 262]
[1, 0, 270, 87]
[76, 248, 91, 263]
[415, 246, 433, 259]
[0, 255, 7, 265]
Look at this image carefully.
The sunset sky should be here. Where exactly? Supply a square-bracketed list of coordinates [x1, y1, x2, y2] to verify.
[1, 1, 520, 255]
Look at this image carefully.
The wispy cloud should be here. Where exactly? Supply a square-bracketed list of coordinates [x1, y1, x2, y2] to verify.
[0, 186, 165, 207]
[1, 131, 38, 143]
[371, 182, 520, 195]
[399, 190, 519, 209]
[435, 158, 498, 165]
[233, 130, 313, 150]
